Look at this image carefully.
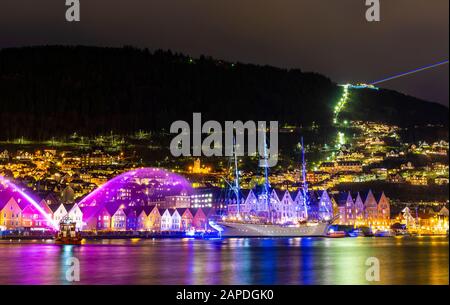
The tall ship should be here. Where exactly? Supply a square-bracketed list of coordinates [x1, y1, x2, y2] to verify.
[214, 136, 332, 237]
[215, 221, 329, 237]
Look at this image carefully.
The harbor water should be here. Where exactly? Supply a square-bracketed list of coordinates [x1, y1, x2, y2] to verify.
[0, 236, 448, 285]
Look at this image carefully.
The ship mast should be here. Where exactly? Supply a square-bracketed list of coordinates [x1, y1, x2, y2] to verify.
[233, 136, 241, 217]
[263, 133, 272, 223]
[301, 137, 309, 220]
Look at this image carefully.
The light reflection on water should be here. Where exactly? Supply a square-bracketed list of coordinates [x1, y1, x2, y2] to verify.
[0, 237, 448, 285]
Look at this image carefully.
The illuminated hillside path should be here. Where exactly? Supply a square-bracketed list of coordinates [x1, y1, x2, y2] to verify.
[323, 59, 449, 167]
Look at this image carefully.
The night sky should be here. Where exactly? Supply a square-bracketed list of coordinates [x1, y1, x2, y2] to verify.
[1, 0, 448, 106]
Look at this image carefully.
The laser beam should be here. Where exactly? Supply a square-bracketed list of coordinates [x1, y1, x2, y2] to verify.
[370, 60, 449, 85]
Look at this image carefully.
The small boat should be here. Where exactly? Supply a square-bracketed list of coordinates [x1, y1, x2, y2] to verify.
[348, 228, 365, 237]
[374, 230, 394, 237]
[55, 221, 82, 245]
[327, 230, 346, 238]
[394, 230, 409, 236]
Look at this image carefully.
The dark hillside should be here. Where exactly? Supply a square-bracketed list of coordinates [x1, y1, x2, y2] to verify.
[0, 46, 447, 140]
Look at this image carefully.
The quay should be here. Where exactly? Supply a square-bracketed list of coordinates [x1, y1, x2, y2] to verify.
[0, 231, 220, 241]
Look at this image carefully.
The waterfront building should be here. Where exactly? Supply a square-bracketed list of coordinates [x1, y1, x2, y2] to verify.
[79, 205, 100, 230]
[79, 206, 94, 230]
[232, 189, 253, 216]
[22, 200, 53, 229]
[306, 193, 320, 220]
[190, 188, 214, 209]
[162, 187, 191, 209]
[179, 208, 194, 231]
[363, 190, 379, 225]
[274, 190, 296, 223]
[331, 196, 339, 218]
[66, 203, 83, 230]
[125, 207, 139, 231]
[344, 192, 355, 224]
[51, 203, 73, 225]
[136, 208, 149, 230]
[0, 198, 23, 230]
[109, 204, 127, 231]
[376, 192, 390, 227]
[353, 193, 365, 224]
[192, 208, 208, 231]
[292, 190, 308, 219]
[317, 190, 334, 221]
[147, 206, 161, 231]
[96, 207, 112, 230]
[335, 192, 354, 225]
[333, 190, 391, 229]
[171, 209, 182, 231]
[160, 209, 173, 231]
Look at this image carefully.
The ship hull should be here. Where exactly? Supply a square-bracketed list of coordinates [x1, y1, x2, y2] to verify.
[217, 222, 329, 237]
[54, 237, 82, 245]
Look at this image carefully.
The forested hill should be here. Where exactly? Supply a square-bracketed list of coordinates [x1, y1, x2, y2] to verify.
[344, 88, 449, 128]
[0, 46, 448, 140]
